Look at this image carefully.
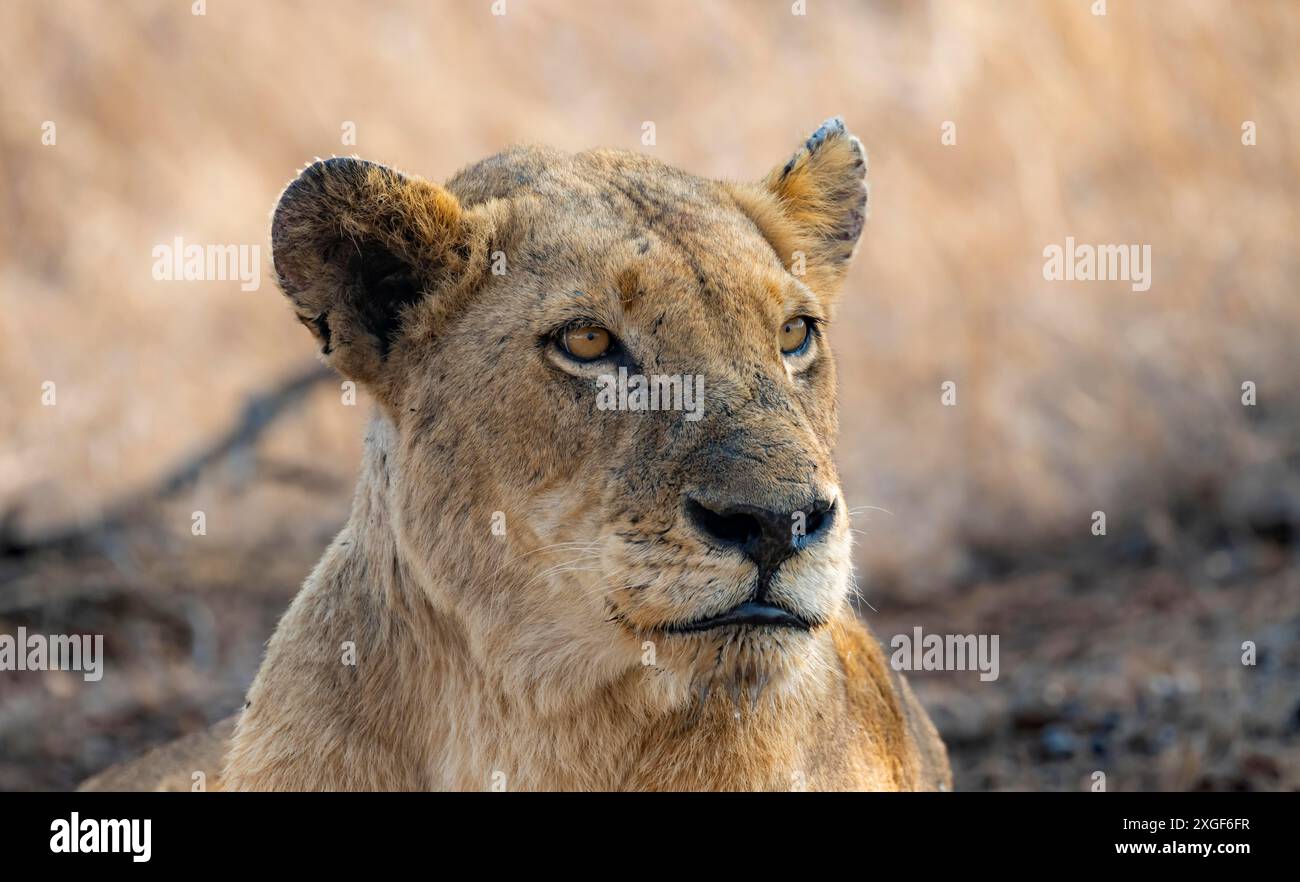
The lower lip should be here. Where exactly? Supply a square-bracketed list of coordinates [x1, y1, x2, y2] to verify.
[664, 601, 811, 634]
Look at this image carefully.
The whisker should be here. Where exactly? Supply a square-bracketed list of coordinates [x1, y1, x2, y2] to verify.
[846, 505, 894, 518]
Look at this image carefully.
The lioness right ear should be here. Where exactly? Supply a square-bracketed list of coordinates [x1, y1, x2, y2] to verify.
[727, 117, 867, 296]
[271, 157, 477, 390]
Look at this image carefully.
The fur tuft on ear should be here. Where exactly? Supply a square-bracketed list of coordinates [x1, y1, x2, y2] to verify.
[270, 157, 475, 387]
[727, 117, 868, 294]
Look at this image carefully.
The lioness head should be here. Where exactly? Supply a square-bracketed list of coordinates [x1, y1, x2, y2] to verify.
[271, 119, 868, 713]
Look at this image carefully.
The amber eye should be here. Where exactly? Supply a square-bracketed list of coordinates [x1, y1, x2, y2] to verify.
[563, 325, 613, 361]
[779, 316, 811, 354]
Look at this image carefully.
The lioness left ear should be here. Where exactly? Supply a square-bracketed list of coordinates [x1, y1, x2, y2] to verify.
[271, 157, 480, 392]
[728, 117, 867, 293]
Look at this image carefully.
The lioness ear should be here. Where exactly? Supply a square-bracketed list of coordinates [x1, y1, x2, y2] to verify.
[271, 157, 475, 388]
[728, 117, 867, 293]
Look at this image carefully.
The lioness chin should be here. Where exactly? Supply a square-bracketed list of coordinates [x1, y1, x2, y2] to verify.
[110, 118, 951, 791]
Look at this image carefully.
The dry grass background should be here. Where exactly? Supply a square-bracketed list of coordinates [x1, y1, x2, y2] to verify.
[1, 0, 1297, 790]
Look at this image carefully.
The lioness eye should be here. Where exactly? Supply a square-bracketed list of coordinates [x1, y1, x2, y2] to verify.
[563, 325, 612, 361]
[779, 316, 810, 354]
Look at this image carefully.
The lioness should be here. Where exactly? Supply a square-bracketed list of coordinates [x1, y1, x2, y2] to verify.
[92, 118, 951, 791]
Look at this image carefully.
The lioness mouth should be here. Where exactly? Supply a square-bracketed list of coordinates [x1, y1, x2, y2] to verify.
[664, 601, 812, 634]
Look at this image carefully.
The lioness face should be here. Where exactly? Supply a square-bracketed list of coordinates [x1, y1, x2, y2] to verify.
[271, 119, 868, 708]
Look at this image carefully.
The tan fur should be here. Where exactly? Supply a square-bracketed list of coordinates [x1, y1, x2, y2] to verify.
[79, 716, 236, 792]
[90, 119, 949, 791]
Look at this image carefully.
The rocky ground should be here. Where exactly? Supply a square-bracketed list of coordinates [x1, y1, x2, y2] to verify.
[881, 544, 1300, 791]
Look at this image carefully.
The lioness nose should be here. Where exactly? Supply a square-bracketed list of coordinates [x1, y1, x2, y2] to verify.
[685, 496, 836, 573]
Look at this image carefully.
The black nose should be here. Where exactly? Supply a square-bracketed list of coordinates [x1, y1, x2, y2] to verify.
[685, 496, 836, 574]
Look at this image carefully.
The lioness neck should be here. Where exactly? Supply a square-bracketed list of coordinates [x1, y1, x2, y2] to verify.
[224, 422, 943, 791]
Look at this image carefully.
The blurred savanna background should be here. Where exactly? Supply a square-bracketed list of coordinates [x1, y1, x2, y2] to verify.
[1, 0, 1298, 791]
